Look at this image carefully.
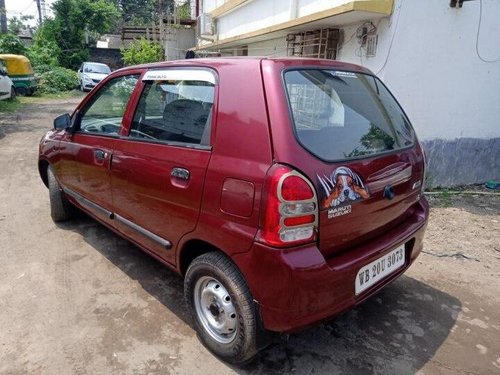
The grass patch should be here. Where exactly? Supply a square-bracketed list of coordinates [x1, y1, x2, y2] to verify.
[0, 90, 83, 114]
[28, 90, 84, 100]
[440, 190, 452, 207]
[428, 187, 453, 207]
[0, 98, 23, 113]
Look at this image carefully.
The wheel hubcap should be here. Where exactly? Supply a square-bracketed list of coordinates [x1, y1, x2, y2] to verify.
[193, 276, 238, 344]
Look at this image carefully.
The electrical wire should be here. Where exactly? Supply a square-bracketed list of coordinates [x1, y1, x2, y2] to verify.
[375, 0, 405, 75]
[5, 0, 35, 16]
[476, 0, 500, 63]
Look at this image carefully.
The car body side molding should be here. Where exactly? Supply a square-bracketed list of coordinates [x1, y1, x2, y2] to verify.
[63, 187, 172, 250]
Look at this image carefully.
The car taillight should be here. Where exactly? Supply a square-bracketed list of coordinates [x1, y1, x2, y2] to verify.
[257, 164, 318, 247]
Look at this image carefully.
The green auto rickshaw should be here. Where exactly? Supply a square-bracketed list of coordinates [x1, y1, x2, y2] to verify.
[0, 54, 37, 96]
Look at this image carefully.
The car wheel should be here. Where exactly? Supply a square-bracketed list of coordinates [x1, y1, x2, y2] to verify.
[8, 86, 16, 100]
[15, 87, 27, 96]
[80, 81, 86, 92]
[47, 166, 73, 222]
[185, 252, 262, 364]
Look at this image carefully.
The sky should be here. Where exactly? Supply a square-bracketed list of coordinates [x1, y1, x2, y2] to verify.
[5, 0, 55, 25]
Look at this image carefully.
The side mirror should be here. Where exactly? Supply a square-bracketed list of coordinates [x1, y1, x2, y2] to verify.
[53, 113, 71, 130]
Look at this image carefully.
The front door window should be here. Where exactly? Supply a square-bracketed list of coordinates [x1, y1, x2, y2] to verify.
[80, 74, 139, 135]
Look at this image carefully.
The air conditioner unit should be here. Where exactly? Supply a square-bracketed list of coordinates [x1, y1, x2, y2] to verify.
[197, 13, 216, 40]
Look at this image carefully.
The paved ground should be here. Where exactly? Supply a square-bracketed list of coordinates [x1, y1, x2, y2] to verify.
[0, 97, 499, 375]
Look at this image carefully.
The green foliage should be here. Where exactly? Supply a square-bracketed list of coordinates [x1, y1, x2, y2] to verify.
[7, 15, 34, 35]
[0, 98, 23, 113]
[79, 0, 121, 35]
[36, 67, 79, 93]
[114, 0, 175, 26]
[177, 1, 191, 20]
[121, 38, 164, 66]
[28, 0, 120, 69]
[27, 21, 61, 68]
[0, 34, 27, 55]
[27, 42, 60, 68]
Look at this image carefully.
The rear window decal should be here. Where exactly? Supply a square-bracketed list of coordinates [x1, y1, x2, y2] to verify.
[332, 71, 357, 78]
[317, 167, 370, 211]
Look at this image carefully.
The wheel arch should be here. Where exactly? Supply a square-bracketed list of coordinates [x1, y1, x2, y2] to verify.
[38, 159, 49, 188]
[178, 239, 227, 277]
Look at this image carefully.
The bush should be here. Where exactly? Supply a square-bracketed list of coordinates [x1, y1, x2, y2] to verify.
[0, 34, 27, 55]
[121, 38, 164, 66]
[36, 67, 79, 93]
[27, 41, 60, 68]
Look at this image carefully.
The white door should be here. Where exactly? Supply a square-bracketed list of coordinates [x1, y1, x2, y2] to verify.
[0, 62, 11, 100]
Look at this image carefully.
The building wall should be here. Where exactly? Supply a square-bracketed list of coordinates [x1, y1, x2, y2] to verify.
[204, 0, 358, 39]
[336, 0, 500, 186]
[88, 48, 123, 70]
[200, 0, 500, 187]
[165, 28, 196, 60]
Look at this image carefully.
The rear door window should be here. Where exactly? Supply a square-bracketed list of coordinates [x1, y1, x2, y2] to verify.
[130, 69, 215, 145]
[284, 69, 415, 161]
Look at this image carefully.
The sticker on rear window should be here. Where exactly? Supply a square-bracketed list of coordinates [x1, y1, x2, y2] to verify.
[317, 167, 370, 214]
[332, 71, 357, 78]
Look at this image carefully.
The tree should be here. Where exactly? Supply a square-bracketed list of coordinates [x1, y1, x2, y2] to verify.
[121, 38, 163, 65]
[47, 0, 120, 69]
[7, 15, 34, 35]
[28, 21, 61, 67]
[0, 34, 27, 55]
[113, 0, 175, 26]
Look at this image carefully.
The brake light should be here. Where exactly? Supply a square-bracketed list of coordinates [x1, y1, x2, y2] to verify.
[257, 165, 318, 247]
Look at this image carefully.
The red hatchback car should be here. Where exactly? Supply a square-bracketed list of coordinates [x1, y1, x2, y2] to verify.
[38, 58, 428, 363]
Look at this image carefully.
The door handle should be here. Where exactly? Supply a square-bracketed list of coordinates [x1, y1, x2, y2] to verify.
[94, 149, 107, 162]
[171, 167, 190, 181]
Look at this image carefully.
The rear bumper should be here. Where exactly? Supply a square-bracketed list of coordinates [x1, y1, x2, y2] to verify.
[233, 198, 429, 332]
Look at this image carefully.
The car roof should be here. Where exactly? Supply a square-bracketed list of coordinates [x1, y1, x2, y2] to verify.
[114, 57, 374, 76]
[83, 62, 110, 66]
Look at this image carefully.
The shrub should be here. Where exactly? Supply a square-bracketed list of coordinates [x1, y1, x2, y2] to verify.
[36, 67, 79, 93]
[0, 34, 27, 55]
[27, 41, 60, 68]
[121, 38, 164, 66]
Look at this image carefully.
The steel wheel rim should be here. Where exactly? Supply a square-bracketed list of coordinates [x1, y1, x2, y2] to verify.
[193, 276, 238, 344]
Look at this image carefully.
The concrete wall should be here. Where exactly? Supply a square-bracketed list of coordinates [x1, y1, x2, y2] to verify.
[200, 0, 500, 187]
[204, 0, 355, 39]
[88, 48, 123, 70]
[336, 0, 500, 186]
[164, 28, 196, 60]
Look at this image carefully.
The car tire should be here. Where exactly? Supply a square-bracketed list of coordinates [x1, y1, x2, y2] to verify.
[8, 86, 16, 100]
[185, 252, 263, 364]
[15, 87, 27, 96]
[47, 166, 73, 222]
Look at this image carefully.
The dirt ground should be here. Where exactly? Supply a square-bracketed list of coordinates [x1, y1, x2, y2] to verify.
[0, 97, 499, 375]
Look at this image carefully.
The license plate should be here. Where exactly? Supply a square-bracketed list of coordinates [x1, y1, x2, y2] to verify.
[355, 244, 405, 295]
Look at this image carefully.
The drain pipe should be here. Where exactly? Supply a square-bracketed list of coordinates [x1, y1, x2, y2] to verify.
[290, 0, 298, 20]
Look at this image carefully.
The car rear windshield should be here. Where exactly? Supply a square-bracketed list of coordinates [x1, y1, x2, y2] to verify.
[284, 69, 415, 161]
[85, 64, 111, 74]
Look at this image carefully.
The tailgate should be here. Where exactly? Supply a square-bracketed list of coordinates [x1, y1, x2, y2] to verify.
[278, 66, 426, 258]
[316, 154, 423, 258]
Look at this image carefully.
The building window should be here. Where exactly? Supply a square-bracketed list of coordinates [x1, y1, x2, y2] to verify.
[286, 28, 340, 60]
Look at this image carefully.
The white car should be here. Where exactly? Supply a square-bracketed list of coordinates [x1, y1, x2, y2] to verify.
[77, 62, 111, 92]
[0, 60, 15, 101]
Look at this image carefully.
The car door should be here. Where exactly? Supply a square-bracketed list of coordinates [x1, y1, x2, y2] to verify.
[110, 68, 216, 265]
[60, 73, 140, 222]
[0, 61, 10, 99]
